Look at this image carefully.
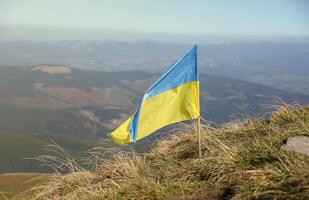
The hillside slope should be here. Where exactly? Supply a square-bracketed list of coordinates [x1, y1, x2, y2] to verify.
[1, 65, 309, 135]
[25, 106, 309, 200]
[1, 65, 309, 173]
[0, 134, 109, 173]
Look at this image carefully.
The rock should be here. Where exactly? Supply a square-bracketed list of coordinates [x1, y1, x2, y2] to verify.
[281, 136, 309, 156]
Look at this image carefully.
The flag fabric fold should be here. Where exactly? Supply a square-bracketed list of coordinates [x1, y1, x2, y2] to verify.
[110, 45, 200, 144]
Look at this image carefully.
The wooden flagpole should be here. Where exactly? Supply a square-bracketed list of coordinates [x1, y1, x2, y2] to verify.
[197, 116, 201, 158]
[195, 44, 201, 159]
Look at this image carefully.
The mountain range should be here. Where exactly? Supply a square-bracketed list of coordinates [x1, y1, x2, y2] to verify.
[0, 64, 308, 172]
[1, 41, 309, 94]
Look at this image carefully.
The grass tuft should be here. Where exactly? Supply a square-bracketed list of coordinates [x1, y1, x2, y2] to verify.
[21, 105, 309, 200]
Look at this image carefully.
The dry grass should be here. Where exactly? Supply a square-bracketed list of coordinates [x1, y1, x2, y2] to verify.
[22, 106, 309, 200]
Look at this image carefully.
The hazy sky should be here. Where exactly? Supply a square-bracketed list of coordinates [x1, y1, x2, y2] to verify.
[0, 0, 308, 41]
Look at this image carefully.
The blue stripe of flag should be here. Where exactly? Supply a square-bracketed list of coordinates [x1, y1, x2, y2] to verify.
[130, 45, 198, 142]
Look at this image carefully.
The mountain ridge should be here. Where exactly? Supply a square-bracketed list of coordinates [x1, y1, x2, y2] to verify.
[1, 40, 309, 94]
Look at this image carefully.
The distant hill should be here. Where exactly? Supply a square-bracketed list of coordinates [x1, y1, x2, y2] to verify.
[1, 41, 309, 94]
[0, 65, 308, 172]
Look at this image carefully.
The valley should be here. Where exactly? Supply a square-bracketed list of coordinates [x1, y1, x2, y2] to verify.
[0, 65, 309, 173]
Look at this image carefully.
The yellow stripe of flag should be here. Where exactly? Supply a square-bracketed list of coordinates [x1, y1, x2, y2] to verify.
[110, 45, 200, 144]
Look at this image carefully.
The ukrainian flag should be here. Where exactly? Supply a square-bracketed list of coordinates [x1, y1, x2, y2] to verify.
[110, 45, 200, 144]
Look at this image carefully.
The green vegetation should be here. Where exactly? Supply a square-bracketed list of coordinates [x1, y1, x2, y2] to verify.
[21, 106, 308, 200]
